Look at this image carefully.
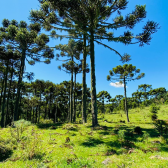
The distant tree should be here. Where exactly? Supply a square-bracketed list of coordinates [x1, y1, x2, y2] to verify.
[107, 64, 145, 122]
[97, 91, 111, 114]
[115, 95, 124, 106]
[149, 87, 167, 100]
[138, 84, 152, 103]
[132, 91, 143, 107]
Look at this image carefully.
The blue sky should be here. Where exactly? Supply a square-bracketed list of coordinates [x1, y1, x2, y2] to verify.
[0, 0, 167, 98]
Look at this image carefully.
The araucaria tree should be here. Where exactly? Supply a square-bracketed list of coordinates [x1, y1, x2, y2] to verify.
[97, 91, 111, 114]
[107, 64, 145, 122]
[30, 0, 159, 127]
[56, 39, 82, 123]
[0, 19, 54, 122]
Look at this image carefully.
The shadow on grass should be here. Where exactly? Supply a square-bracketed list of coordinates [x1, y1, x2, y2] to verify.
[141, 128, 159, 138]
[160, 145, 168, 152]
[0, 146, 13, 162]
[36, 122, 64, 129]
[99, 131, 111, 135]
[80, 137, 104, 147]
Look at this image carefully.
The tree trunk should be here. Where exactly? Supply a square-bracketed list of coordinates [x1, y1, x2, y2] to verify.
[54, 102, 57, 123]
[11, 85, 15, 122]
[90, 26, 98, 127]
[35, 106, 38, 123]
[70, 57, 74, 123]
[38, 93, 41, 123]
[0, 79, 4, 113]
[6, 63, 14, 126]
[14, 48, 26, 121]
[1, 60, 9, 128]
[124, 77, 129, 122]
[103, 95, 105, 114]
[32, 107, 35, 123]
[82, 33, 87, 124]
[68, 88, 70, 121]
[44, 107, 47, 119]
[49, 92, 52, 119]
[73, 72, 77, 122]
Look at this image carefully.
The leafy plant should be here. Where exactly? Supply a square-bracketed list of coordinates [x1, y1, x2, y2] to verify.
[118, 130, 126, 146]
[149, 103, 160, 121]
[153, 120, 168, 136]
[142, 131, 150, 143]
[22, 127, 44, 160]
[40, 119, 53, 124]
[9, 119, 31, 142]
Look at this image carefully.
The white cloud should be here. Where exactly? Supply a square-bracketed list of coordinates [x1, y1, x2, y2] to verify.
[110, 82, 127, 88]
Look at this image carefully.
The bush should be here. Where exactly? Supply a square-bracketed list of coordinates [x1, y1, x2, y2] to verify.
[21, 127, 44, 160]
[118, 130, 126, 145]
[9, 119, 31, 142]
[142, 131, 150, 143]
[149, 103, 160, 121]
[40, 119, 53, 124]
[105, 108, 111, 113]
[154, 119, 168, 137]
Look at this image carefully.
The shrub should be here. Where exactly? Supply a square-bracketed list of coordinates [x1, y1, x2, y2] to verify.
[154, 119, 168, 137]
[105, 108, 111, 113]
[40, 119, 53, 124]
[142, 131, 150, 143]
[118, 130, 126, 145]
[149, 103, 160, 121]
[22, 127, 44, 160]
[9, 119, 31, 142]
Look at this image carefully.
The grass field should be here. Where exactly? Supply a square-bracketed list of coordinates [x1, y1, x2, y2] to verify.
[0, 104, 168, 168]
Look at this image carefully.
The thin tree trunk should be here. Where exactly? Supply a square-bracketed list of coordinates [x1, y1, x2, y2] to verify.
[38, 93, 41, 123]
[90, 26, 98, 127]
[0, 79, 4, 116]
[73, 72, 77, 122]
[44, 99, 48, 119]
[54, 102, 57, 123]
[124, 77, 129, 122]
[49, 93, 52, 119]
[6, 63, 14, 126]
[70, 57, 74, 123]
[11, 85, 15, 122]
[36, 106, 38, 123]
[14, 48, 26, 121]
[103, 95, 105, 114]
[68, 88, 70, 121]
[44, 107, 46, 119]
[82, 33, 87, 124]
[32, 107, 35, 123]
[1, 60, 9, 128]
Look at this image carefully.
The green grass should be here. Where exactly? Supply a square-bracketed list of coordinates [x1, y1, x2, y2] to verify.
[1, 104, 168, 168]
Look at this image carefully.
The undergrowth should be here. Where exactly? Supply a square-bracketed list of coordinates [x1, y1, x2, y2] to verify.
[0, 104, 168, 168]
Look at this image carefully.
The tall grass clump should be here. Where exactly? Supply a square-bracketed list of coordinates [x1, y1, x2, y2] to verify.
[9, 119, 31, 142]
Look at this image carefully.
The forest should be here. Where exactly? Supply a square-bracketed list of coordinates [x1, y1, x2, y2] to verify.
[0, 0, 168, 168]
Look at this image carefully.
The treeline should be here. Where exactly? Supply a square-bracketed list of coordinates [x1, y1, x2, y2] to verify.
[0, 79, 93, 127]
[0, 71, 167, 127]
[102, 85, 167, 114]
